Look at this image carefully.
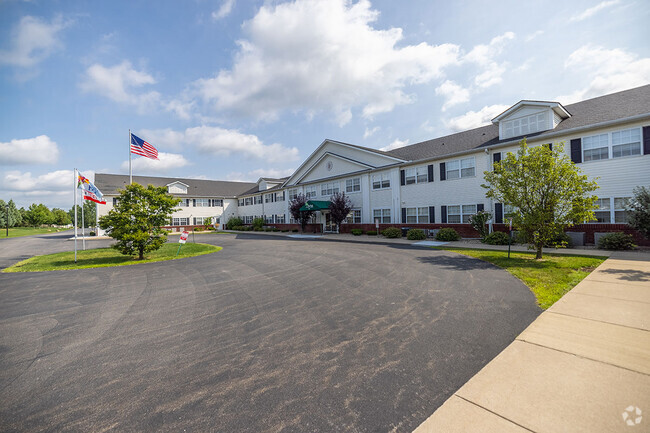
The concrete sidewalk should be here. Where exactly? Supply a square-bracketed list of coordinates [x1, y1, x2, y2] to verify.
[413, 251, 650, 433]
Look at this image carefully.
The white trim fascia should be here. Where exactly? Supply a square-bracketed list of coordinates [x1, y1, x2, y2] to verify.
[492, 100, 570, 123]
[293, 152, 376, 185]
[166, 181, 190, 187]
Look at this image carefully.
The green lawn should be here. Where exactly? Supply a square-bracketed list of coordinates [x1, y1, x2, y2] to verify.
[438, 247, 607, 309]
[0, 227, 68, 238]
[3, 242, 222, 272]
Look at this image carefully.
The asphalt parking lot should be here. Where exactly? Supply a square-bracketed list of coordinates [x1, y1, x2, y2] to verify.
[0, 232, 540, 432]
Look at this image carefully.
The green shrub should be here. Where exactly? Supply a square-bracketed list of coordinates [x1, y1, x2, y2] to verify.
[436, 228, 461, 241]
[382, 227, 402, 238]
[226, 217, 243, 230]
[366, 230, 377, 236]
[406, 228, 426, 240]
[516, 230, 573, 248]
[350, 229, 363, 236]
[252, 217, 264, 229]
[597, 232, 636, 250]
[281, 229, 289, 232]
[483, 231, 510, 245]
[469, 210, 491, 239]
[292, 228, 299, 232]
[254, 227, 263, 231]
[89, 231, 96, 236]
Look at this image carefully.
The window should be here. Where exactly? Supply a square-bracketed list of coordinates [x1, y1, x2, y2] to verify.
[614, 197, 630, 223]
[172, 217, 189, 226]
[178, 199, 189, 207]
[583, 134, 609, 161]
[446, 157, 475, 179]
[264, 215, 274, 224]
[275, 191, 285, 202]
[195, 198, 211, 207]
[276, 214, 286, 224]
[288, 189, 298, 200]
[503, 112, 547, 139]
[238, 199, 244, 206]
[264, 194, 274, 203]
[321, 182, 339, 196]
[113, 198, 119, 206]
[446, 204, 477, 223]
[405, 168, 416, 185]
[372, 173, 390, 189]
[305, 185, 316, 199]
[212, 199, 223, 207]
[243, 216, 253, 224]
[405, 207, 428, 223]
[612, 128, 641, 158]
[594, 198, 611, 223]
[373, 209, 391, 224]
[244, 197, 253, 206]
[345, 209, 362, 224]
[404, 166, 428, 185]
[193, 217, 206, 225]
[345, 178, 361, 193]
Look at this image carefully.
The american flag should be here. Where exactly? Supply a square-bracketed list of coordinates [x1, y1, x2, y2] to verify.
[130, 133, 159, 160]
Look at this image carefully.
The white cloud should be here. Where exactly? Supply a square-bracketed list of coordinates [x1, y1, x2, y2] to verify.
[0, 15, 71, 68]
[192, 0, 460, 123]
[380, 138, 409, 152]
[444, 104, 509, 132]
[0, 135, 59, 165]
[557, 45, 650, 104]
[1, 169, 73, 192]
[247, 168, 295, 179]
[213, 0, 236, 20]
[80, 60, 161, 112]
[435, 80, 470, 111]
[139, 126, 300, 163]
[420, 120, 435, 133]
[463, 31, 514, 89]
[525, 30, 544, 42]
[363, 126, 380, 139]
[121, 152, 190, 174]
[570, 0, 620, 22]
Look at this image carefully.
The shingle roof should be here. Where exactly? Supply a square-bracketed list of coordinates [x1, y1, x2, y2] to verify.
[385, 84, 650, 162]
[95, 173, 257, 197]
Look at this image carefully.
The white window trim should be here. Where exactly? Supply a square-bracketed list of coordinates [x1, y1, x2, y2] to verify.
[372, 173, 391, 190]
[581, 127, 642, 163]
[445, 157, 476, 180]
[404, 166, 428, 185]
[446, 204, 477, 224]
[372, 208, 391, 224]
[345, 177, 361, 193]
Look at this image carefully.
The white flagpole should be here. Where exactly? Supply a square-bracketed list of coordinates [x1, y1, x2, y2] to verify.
[81, 196, 86, 251]
[74, 168, 78, 263]
[129, 129, 132, 185]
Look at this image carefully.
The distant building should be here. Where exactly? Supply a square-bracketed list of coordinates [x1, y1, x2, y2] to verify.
[96, 85, 650, 244]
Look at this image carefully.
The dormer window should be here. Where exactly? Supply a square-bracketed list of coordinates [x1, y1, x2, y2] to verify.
[492, 100, 571, 141]
[167, 181, 188, 194]
[503, 112, 547, 139]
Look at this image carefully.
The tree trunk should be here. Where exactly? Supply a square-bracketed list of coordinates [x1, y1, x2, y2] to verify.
[535, 243, 543, 259]
[138, 247, 144, 260]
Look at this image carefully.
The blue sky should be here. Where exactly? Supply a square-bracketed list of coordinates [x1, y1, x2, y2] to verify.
[1, 0, 648, 209]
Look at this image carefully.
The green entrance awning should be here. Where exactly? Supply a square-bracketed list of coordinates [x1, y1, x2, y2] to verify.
[299, 200, 331, 211]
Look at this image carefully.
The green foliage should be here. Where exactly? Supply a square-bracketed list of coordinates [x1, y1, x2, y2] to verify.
[516, 230, 573, 248]
[366, 230, 377, 236]
[469, 210, 491, 239]
[350, 228, 363, 236]
[292, 228, 299, 232]
[482, 139, 599, 259]
[51, 208, 71, 225]
[0, 199, 22, 228]
[24, 203, 53, 227]
[483, 231, 510, 245]
[288, 193, 314, 232]
[99, 183, 180, 260]
[68, 201, 97, 228]
[382, 227, 402, 238]
[328, 192, 352, 232]
[626, 186, 650, 240]
[226, 217, 243, 230]
[252, 217, 264, 229]
[597, 232, 636, 250]
[406, 228, 426, 240]
[204, 216, 213, 226]
[436, 228, 461, 241]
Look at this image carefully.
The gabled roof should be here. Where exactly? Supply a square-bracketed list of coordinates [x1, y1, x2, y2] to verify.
[491, 100, 571, 123]
[95, 174, 256, 198]
[385, 84, 650, 162]
[166, 180, 189, 187]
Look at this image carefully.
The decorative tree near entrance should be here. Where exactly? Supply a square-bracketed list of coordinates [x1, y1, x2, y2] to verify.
[329, 192, 352, 233]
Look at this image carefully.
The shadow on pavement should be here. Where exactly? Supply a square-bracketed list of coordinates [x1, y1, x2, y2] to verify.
[599, 268, 650, 282]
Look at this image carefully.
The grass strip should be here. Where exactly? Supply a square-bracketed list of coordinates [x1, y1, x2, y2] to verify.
[437, 247, 607, 309]
[3, 242, 222, 272]
[1, 227, 67, 238]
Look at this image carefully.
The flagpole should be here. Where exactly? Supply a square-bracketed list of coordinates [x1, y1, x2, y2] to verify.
[82, 197, 86, 251]
[129, 129, 132, 184]
[74, 168, 78, 263]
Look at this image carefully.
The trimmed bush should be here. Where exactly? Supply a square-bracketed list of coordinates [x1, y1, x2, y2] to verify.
[469, 210, 491, 239]
[292, 228, 299, 232]
[436, 228, 461, 241]
[281, 229, 289, 232]
[366, 230, 377, 236]
[406, 228, 426, 240]
[483, 231, 510, 245]
[382, 227, 401, 238]
[597, 232, 636, 250]
[226, 217, 243, 230]
[252, 218, 264, 229]
[89, 231, 96, 236]
[350, 229, 363, 236]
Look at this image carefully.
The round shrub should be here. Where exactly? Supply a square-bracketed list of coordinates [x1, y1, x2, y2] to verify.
[292, 228, 299, 232]
[483, 231, 510, 245]
[226, 217, 243, 230]
[366, 230, 377, 236]
[89, 231, 96, 236]
[382, 227, 402, 238]
[597, 232, 636, 250]
[350, 229, 363, 236]
[406, 228, 426, 240]
[436, 228, 461, 241]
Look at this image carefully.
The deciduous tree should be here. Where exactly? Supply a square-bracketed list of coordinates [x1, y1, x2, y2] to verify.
[627, 186, 650, 239]
[288, 193, 314, 233]
[328, 192, 352, 233]
[482, 139, 598, 259]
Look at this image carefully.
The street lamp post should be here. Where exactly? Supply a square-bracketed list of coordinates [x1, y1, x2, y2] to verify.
[5, 204, 8, 237]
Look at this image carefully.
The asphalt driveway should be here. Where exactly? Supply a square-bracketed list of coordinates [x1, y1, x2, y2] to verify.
[0, 232, 540, 432]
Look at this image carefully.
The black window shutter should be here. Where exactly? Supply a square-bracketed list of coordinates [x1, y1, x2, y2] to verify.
[495, 203, 503, 224]
[547, 143, 553, 151]
[441, 206, 447, 223]
[570, 138, 582, 163]
[427, 164, 434, 182]
[401, 208, 407, 224]
[192, 199, 196, 207]
[643, 126, 650, 155]
[429, 206, 435, 223]
[440, 163, 446, 181]
[400, 170, 405, 186]
[477, 204, 484, 212]
[493, 152, 501, 163]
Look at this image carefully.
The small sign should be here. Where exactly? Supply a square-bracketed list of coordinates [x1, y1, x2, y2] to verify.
[375, 218, 380, 230]
[509, 218, 513, 230]
[179, 231, 189, 244]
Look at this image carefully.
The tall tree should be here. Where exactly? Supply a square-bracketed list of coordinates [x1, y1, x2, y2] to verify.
[482, 139, 598, 259]
[68, 200, 97, 228]
[328, 192, 352, 233]
[0, 199, 22, 228]
[24, 203, 53, 227]
[51, 208, 72, 225]
[288, 193, 314, 233]
[99, 183, 180, 260]
[626, 186, 650, 240]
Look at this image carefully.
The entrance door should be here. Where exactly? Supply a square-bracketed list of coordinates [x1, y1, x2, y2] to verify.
[324, 212, 336, 233]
